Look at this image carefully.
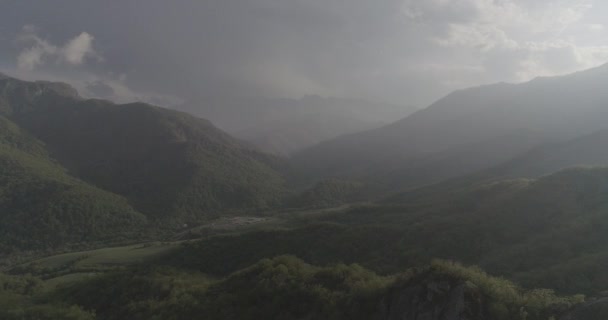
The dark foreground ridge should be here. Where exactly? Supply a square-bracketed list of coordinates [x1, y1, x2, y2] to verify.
[0, 257, 586, 320]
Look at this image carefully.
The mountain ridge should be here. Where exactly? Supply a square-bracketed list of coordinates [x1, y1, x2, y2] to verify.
[290, 62, 608, 192]
[0, 75, 289, 252]
[176, 95, 417, 155]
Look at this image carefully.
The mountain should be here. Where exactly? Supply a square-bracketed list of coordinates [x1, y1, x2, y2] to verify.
[236, 110, 380, 156]
[176, 95, 417, 155]
[291, 63, 608, 191]
[0, 115, 146, 254]
[393, 128, 608, 202]
[0, 75, 288, 252]
[486, 129, 608, 179]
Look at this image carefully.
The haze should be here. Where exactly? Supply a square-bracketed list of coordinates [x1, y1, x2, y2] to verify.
[1, 0, 607, 108]
[7, 2, 608, 319]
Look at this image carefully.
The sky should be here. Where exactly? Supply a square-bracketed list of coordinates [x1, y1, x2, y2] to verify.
[1, 0, 608, 107]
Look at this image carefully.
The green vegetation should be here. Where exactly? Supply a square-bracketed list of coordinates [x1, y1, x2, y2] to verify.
[0, 273, 94, 320]
[5, 73, 608, 318]
[159, 167, 608, 297]
[425, 260, 584, 320]
[11, 242, 179, 288]
[0, 114, 147, 255]
[2, 76, 288, 221]
[0, 75, 289, 254]
[31, 257, 579, 320]
[287, 178, 366, 208]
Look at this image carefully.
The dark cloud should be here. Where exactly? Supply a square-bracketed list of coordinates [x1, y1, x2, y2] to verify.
[1, 0, 607, 107]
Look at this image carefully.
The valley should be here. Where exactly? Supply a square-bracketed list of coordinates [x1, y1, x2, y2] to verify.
[6, 2, 608, 318]
[4, 63, 608, 319]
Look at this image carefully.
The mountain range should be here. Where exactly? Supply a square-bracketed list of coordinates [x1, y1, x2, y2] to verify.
[6, 62, 608, 319]
[291, 63, 608, 192]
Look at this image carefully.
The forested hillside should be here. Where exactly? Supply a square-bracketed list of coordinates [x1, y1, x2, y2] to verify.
[0, 115, 146, 254]
[0, 75, 288, 253]
[160, 167, 608, 296]
[0, 257, 585, 320]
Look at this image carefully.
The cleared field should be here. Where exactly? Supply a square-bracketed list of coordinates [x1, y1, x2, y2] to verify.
[12, 208, 352, 289]
[12, 242, 180, 289]
[30, 242, 178, 269]
[42, 272, 99, 290]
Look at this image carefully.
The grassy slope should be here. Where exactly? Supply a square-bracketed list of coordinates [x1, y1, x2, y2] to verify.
[12, 242, 179, 291]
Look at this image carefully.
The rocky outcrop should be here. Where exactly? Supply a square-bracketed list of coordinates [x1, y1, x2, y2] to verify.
[378, 277, 485, 320]
[559, 297, 608, 320]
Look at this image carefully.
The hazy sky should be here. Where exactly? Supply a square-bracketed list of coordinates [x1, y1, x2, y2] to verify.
[1, 0, 608, 107]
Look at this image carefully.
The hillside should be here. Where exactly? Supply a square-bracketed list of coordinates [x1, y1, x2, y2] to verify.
[291, 63, 608, 190]
[486, 129, 608, 179]
[0, 115, 147, 254]
[2, 257, 584, 320]
[0, 76, 287, 223]
[176, 95, 416, 155]
[159, 167, 608, 296]
[286, 178, 366, 208]
[379, 128, 608, 209]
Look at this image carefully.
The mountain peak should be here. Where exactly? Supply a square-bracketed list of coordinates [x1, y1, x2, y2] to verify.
[34, 80, 82, 99]
[0, 76, 82, 106]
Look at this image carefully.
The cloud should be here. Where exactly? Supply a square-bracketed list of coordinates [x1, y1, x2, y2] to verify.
[8, 25, 179, 107]
[3, 65, 182, 107]
[16, 26, 58, 70]
[402, 0, 607, 84]
[587, 23, 605, 31]
[2, 1, 608, 107]
[63, 32, 97, 65]
[17, 45, 48, 70]
[16, 26, 99, 70]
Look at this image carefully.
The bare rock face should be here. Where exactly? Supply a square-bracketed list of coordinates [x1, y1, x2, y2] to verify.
[378, 279, 485, 320]
[559, 298, 608, 320]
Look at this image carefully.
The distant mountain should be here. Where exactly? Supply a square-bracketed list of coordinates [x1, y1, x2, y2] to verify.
[0, 75, 288, 252]
[236, 110, 380, 156]
[359, 124, 608, 209]
[486, 129, 608, 179]
[392, 128, 608, 199]
[291, 63, 608, 190]
[176, 95, 417, 155]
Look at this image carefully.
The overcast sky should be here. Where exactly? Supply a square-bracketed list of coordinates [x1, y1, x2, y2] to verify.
[1, 0, 607, 107]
